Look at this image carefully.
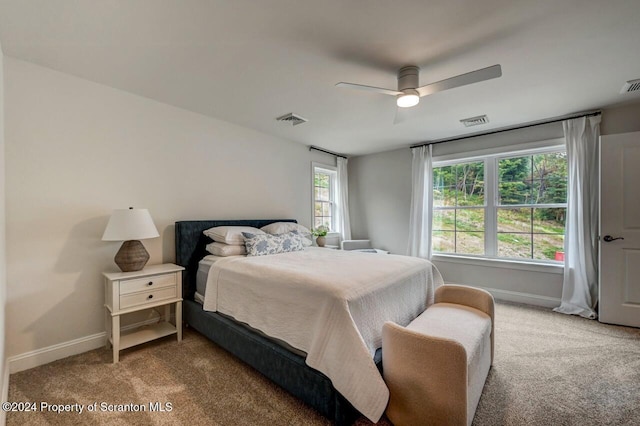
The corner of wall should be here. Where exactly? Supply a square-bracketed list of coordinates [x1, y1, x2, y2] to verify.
[0, 38, 8, 425]
[0, 362, 7, 426]
[601, 101, 640, 136]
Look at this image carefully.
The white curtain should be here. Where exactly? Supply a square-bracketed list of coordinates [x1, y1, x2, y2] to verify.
[336, 157, 352, 240]
[407, 145, 433, 258]
[554, 116, 601, 319]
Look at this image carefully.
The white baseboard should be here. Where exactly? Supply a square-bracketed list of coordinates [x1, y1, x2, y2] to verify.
[474, 285, 561, 308]
[7, 316, 171, 374]
[8, 331, 107, 374]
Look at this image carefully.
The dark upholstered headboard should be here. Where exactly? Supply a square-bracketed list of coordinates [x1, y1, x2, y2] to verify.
[175, 219, 297, 299]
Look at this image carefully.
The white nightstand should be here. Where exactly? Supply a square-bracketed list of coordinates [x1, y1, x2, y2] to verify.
[103, 263, 185, 363]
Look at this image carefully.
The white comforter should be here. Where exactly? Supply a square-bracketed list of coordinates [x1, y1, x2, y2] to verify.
[203, 247, 443, 422]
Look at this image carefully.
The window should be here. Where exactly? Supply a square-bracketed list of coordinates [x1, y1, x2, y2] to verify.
[313, 165, 337, 231]
[432, 147, 567, 263]
[433, 161, 486, 256]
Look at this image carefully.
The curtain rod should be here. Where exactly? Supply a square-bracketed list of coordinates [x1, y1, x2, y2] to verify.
[309, 145, 348, 159]
[410, 110, 602, 149]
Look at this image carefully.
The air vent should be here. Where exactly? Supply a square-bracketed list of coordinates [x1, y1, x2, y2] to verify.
[460, 115, 489, 127]
[620, 79, 640, 94]
[276, 113, 308, 126]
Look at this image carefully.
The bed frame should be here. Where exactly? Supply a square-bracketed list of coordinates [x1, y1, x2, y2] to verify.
[175, 219, 382, 425]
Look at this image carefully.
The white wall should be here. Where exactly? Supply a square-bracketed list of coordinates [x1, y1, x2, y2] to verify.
[0, 40, 8, 416]
[349, 106, 640, 306]
[349, 148, 413, 254]
[601, 102, 640, 135]
[4, 57, 334, 369]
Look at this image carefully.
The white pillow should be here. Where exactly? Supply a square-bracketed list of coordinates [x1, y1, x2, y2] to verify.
[206, 242, 247, 256]
[203, 226, 265, 245]
[260, 222, 313, 247]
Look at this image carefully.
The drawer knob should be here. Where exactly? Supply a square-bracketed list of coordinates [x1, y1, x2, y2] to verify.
[148, 294, 154, 299]
[148, 281, 153, 286]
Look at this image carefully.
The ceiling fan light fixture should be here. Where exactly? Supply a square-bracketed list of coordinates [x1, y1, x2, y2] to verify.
[396, 89, 420, 108]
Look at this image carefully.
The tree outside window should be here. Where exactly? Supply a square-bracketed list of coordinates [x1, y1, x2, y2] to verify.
[313, 167, 336, 230]
[432, 148, 567, 262]
[497, 152, 566, 260]
[433, 161, 485, 255]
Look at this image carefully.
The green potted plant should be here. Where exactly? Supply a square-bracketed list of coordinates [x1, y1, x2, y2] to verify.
[311, 226, 329, 247]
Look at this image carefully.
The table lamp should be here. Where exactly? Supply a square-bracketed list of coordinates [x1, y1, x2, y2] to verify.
[102, 207, 160, 272]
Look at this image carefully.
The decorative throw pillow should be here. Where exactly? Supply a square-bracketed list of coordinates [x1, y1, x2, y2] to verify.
[260, 222, 313, 247]
[242, 231, 305, 257]
[206, 242, 247, 256]
[203, 226, 265, 245]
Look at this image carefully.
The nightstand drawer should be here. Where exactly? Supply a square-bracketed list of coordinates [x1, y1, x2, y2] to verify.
[120, 287, 177, 309]
[120, 273, 177, 295]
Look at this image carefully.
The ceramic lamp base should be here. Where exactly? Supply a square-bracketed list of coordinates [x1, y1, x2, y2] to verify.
[114, 240, 150, 272]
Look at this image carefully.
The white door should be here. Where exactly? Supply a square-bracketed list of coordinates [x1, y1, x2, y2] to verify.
[599, 131, 640, 327]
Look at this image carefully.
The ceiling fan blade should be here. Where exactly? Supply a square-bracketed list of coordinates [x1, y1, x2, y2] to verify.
[393, 104, 422, 125]
[393, 106, 403, 125]
[393, 106, 410, 125]
[336, 82, 402, 96]
[416, 64, 502, 97]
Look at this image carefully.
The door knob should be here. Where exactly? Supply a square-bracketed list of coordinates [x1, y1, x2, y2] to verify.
[603, 235, 624, 242]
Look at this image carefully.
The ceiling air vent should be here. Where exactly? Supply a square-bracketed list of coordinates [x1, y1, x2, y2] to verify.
[460, 115, 489, 127]
[620, 79, 640, 94]
[276, 113, 308, 126]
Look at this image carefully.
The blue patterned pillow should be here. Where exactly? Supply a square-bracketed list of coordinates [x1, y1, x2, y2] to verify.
[242, 231, 306, 257]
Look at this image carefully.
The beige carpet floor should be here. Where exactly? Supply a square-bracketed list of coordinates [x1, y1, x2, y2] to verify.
[7, 302, 640, 425]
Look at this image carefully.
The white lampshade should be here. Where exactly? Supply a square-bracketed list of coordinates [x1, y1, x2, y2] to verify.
[102, 208, 160, 241]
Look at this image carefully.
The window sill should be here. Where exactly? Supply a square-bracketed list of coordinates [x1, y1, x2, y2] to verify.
[431, 254, 564, 274]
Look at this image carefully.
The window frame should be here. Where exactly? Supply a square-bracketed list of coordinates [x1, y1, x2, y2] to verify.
[432, 159, 487, 256]
[432, 144, 567, 265]
[312, 163, 338, 232]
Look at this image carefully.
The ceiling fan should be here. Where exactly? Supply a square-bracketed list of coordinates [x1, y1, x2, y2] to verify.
[336, 64, 502, 108]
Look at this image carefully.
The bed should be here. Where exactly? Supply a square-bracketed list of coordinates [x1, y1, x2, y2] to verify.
[176, 219, 442, 424]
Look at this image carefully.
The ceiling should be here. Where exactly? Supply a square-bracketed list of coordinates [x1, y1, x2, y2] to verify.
[1, 0, 639, 156]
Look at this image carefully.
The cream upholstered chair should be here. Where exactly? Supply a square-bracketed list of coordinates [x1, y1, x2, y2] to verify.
[382, 285, 494, 426]
[341, 239, 389, 254]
